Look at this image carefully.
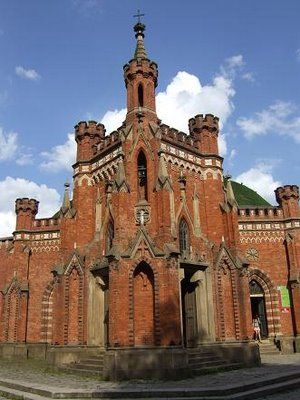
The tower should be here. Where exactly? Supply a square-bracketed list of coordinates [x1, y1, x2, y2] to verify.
[123, 22, 158, 124]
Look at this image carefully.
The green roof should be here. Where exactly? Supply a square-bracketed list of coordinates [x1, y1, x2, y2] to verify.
[231, 181, 271, 207]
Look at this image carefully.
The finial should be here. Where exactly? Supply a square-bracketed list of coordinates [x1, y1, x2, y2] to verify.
[133, 9, 145, 24]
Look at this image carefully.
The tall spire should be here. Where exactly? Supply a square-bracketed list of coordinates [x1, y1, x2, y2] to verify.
[134, 22, 147, 60]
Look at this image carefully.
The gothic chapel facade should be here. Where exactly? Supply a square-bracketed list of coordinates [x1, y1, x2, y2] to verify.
[0, 22, 299, 379]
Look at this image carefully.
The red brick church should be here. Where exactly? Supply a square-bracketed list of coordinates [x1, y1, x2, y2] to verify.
[0, 21, 299, 379]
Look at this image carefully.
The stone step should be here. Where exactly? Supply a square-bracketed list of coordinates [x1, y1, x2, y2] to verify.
[82, 355, 105, 360]
[187, 350, 218, 355]
[76, 359, 104, 366]
[189, 355, 222, 362]
[258, 342, 280, 355]
[188, 356, 222, 365]
[191, 362, 243, 375]
[71, 363, 104, 371]
[190, 360, 232, 369]
[62, 366, 103, 376]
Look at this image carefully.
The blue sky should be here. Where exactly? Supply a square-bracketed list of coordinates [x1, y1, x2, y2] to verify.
[0, 0, 299, 235]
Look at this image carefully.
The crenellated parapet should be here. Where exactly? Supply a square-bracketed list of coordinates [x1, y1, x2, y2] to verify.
[275, 185, 300, 218]
[15, 198, 39, 231]
[75, 120, 106, 162]
[92, 129, 121, 156]
[238, 207, 283, 219]
[189, 114, 219, 154]
[275, 185, 299, 202]
[15, 198, 39, 216]
[123, 59, 158, 88]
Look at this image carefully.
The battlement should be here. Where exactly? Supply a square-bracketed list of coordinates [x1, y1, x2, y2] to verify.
[189, 114, 219, 134]
[238, 206, 283, 220]
[15, 198, 39, 231]
[33, 218, 60, 230]
[123, 59, 158, 87]
[275, 185, 299, 202]
[160, 124, 195, 148]
[92, 129, 121, 155]
[15, 198, 39, 216]
[75, 120, 107, 162]
[161, 114, 220, 156]
[75, 120, 106, 142]
[275, 185, 300, 218]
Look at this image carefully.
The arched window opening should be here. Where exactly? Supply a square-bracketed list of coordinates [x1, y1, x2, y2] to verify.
[138, 83, 144, 107]
[106, 220, 114, 252]
[179, 218, 189, 254]
[137, 151, 148, 201]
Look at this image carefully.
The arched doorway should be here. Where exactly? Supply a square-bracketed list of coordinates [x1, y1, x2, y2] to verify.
[249, 280, 268, 338]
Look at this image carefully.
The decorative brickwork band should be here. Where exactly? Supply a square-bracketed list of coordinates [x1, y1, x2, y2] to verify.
[40, 277, 59, 343]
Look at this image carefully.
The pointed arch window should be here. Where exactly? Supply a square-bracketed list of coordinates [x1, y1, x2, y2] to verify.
[138, 83, 144, 107]
[137, 150, 148, 201]
[106, 220, 114, 252]
[249, 280, 264, 296]
[179, 218, 189, 254]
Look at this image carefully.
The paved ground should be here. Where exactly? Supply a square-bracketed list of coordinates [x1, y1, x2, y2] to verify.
[257, 387, 300, 399]
[0, 354, 299, 397]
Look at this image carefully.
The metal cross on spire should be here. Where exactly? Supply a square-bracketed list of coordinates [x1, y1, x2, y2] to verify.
[133, 9, 145, 23]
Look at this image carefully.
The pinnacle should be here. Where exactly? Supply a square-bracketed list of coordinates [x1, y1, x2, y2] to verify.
[134, 22, 148, 60]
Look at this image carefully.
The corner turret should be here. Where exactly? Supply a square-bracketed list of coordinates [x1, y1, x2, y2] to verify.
[15, 198, 39, 231]
[188, 114, 219, 154]
[75, 120, 106, 162]
[275, 185, 300, 218]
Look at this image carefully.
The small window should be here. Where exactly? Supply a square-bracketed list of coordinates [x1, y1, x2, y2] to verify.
[179, 219, 189, 253]
[138, 84, 144, 107]
[106, 220, 114, 251]
[137, 151, 148, 200]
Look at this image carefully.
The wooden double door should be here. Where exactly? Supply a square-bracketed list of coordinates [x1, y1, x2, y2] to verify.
[181, 278, 198, 347]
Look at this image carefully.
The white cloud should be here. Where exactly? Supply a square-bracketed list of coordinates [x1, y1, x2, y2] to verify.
[229, 149, 237, 160]
[156, 71, 235, 133]
[16, 153, 33, 166]
[296, 49, 300, 62]
[0, 127, 18, 161]
[234, 162, 282, 205]
[40, 133, 76, 172]
[242, 72, 255, 82]
[101, 109, 126, 133]
[224, 55, 245, 70]
[15, 66, 40, 81]
[0, 177, 61, 237]
[99, 57, 245, 157]
[237, 101, 300, 143]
